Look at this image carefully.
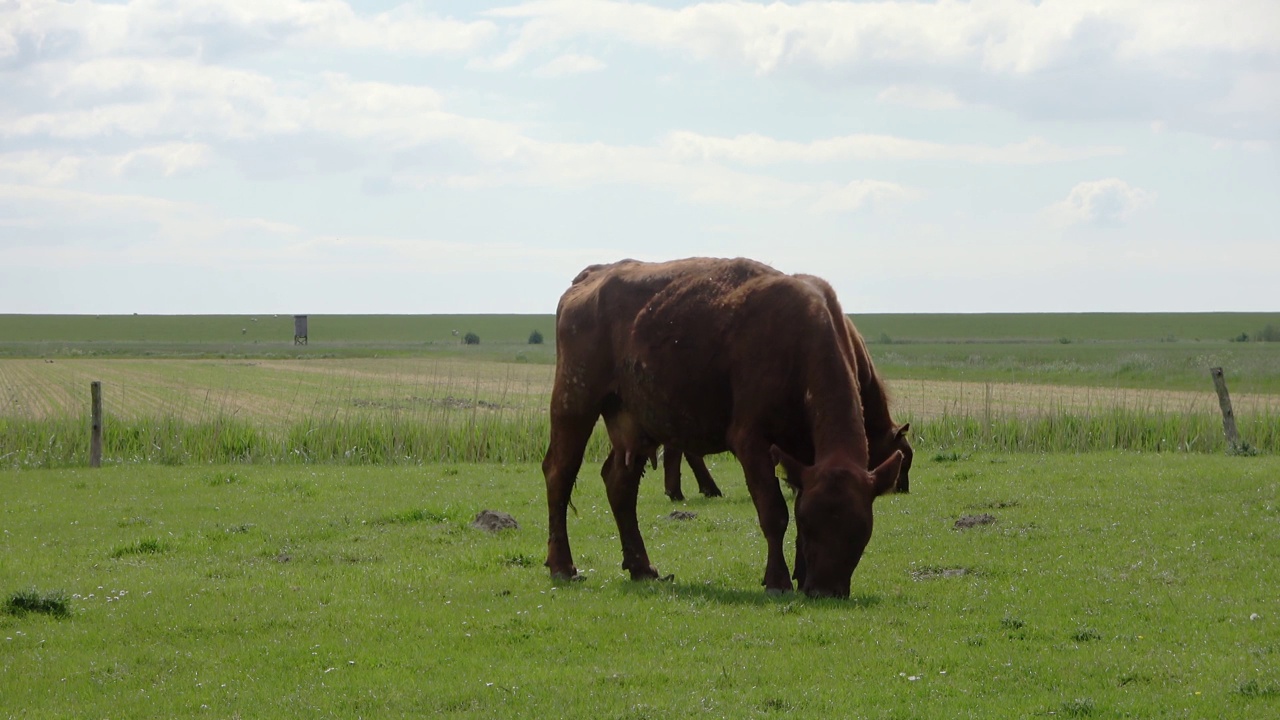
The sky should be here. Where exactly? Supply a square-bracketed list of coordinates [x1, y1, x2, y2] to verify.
[1, 0, 1277, 315]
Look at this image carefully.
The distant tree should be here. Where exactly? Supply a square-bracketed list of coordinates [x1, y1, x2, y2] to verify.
[1232, 332, 1250, 343]
[1256, 324, 1280, 342]
[463, 332, 480, 345]
[528, 329, 544, 345]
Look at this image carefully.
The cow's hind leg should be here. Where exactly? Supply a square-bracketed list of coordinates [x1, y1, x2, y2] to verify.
[663, 446, 685, 501]
[686, 453, 723, 498]
[601, 448, 660, 580]
[542, 410, 598, 581]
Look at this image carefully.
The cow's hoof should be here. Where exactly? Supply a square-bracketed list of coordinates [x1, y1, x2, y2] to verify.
[627, 563, 661, 581]
[548, 567, 579, 582]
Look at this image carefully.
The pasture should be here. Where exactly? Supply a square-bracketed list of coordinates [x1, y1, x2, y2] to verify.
[3, 454, 1278, 717]
[1, 312, 1278, 717]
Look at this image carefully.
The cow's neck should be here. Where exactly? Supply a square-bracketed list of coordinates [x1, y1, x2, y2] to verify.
[803, 352, 869, 468]
[857, 363, 893, 444]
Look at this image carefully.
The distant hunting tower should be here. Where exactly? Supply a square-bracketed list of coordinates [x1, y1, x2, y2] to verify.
[294, 315, 308, 345]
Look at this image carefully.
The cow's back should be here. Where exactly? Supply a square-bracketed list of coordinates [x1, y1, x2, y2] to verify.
[560, 258, 848, 456]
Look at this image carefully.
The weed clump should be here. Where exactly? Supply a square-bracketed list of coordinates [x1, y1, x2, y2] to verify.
[1236, 678, 1280, 698]
[110, 537, 170, 558]
[1060, 697, 1095, 717]
[375, 507, 454, 525]
[1072, 627, 1103, 642]
[1228, 441, 1259, 457]
[5, 587, 71, 618]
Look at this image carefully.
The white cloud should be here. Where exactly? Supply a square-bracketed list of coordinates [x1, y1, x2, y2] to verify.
[0, 182, 301, 252]
[484, 0, 1280, 140]
[0, 180, 615, 279]
[1046, 178, 1156, 228]
[0, 144, 213, 185]
[661, 131, 1123, 165]
[487, 0, 1279, 72]
[533, 53, 607, 77]
[394, 135, 918, 214]
[0, 0, 497, 62]
[0, 62, 510, 153]
[876, 85, 965, 110]
[3, 49, 941, 214]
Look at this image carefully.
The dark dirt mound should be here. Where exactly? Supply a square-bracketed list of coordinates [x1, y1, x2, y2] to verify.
[667, 511, 698, 521]
[954, 513, 997, 529]
[471, 510, 519, 532]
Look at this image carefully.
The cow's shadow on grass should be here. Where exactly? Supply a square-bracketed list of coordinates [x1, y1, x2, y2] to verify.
[612, 577, 883, 610]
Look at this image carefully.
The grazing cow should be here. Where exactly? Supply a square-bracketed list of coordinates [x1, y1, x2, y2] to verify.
[661, 446, 723, 500]
[663, 314, 914, 500]
[542, 257, 902, 597]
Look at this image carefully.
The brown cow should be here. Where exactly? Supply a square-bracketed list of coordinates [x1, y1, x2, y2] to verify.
[661, 447, 723, 500]
[663, 314, 914, 500]
[542, 257, 902, 597]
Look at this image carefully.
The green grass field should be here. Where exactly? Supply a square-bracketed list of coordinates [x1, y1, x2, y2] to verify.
[1, 313, 1277, 716]
[3, 454, 1278, 718]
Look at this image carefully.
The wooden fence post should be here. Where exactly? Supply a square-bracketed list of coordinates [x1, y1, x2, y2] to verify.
[90, 381, 103, 468]
[1209, 367, 1243, 452]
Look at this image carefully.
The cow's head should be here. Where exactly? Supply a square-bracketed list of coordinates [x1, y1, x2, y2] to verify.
[771, 446, 902, 598]
[872, 423, 913, 493]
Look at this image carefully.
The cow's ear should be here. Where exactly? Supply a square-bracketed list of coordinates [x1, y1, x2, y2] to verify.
[895, 423, 911, 440]
[869, 450, 903, 496]
[770, 445, 808, 489]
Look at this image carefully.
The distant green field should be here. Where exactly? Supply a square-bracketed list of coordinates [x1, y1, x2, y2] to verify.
[852, 312, 1280, 343]
[3, 313, 1278, 393]
[0, 314, 558, 361]
[4, 312, 1278, 347]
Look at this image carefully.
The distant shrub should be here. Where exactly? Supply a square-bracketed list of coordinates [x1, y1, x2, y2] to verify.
[1057, 337, 1073, 345]
[1231, 332, 1250, 343]
[877, 332, 893, 345]
[463, 332, 480, 345]
[1256, 324, 1280, 342]
[528, 329, 544, 345]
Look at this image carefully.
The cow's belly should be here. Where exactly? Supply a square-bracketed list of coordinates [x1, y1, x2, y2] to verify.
[617, 353, 731, 455]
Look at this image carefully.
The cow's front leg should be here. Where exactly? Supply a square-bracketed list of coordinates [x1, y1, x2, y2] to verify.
[792, 500, 808, 589]
[735, 439, 792, 593]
